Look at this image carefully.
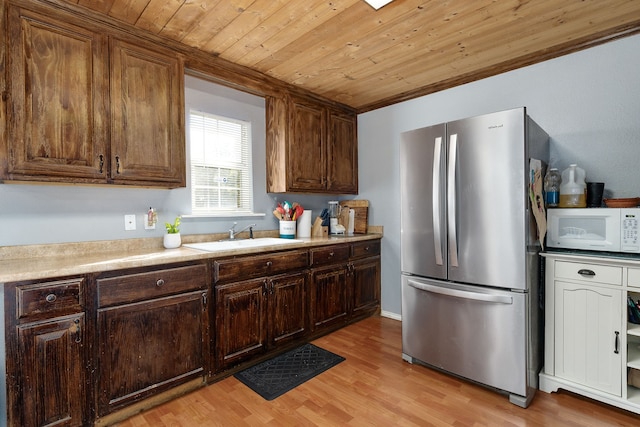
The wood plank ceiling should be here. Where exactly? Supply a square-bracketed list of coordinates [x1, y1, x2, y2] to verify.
[57, 0, 640, 112]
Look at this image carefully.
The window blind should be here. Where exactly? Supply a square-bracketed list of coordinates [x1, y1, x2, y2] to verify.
[189, 110, 253, 214]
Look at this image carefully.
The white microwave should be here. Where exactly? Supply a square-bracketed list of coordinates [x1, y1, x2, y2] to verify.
[547, 208, 640, 253]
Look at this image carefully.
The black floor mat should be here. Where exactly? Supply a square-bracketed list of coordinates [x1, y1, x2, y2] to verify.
[234, 343, 345, 401]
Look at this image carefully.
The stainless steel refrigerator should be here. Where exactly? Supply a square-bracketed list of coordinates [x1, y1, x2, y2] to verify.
[400, 107, 548, 407]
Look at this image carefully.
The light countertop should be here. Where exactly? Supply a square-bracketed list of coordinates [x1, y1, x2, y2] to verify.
[0, 228, 383, 283]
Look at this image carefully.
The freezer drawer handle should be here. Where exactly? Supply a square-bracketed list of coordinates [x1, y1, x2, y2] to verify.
[407, 279, 513, 304]
[577, 269, 596, 277]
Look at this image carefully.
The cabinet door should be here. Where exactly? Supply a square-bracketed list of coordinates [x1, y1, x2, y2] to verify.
[215, 278, 267, 369]
[97, 291, 207, 415]
[327, 109, 358, 194]
[109, 38, 185, 186]
[5, 6, 108, 181]
[310, 264, 349, 331]
[288, 97, 326, 191]
[350, 256, 380, 318]
[17, 314, 86, 427]
[554, 280, 622, 396]
[268, 271, 308, 346]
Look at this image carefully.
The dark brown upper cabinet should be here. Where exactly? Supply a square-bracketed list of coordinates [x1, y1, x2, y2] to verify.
[266, 94, 358, 194]
[2, 4, 185, 187]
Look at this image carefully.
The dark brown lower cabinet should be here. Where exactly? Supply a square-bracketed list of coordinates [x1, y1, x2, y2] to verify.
[214, 271, 308, 370]
[96, 292, 207, 415]
[310, 240, 382, 334]
[310, 264, 349, 332]
[308, 244, 350, 334]
[269, 272, 308, 346]
[4, 240, 380, 425]
[215, 277, 267, 369]
[349, 240, 382, 319]
[95, 264, 209, 417]
[17, 314, 86, 427]
[350, 256, 381, 318]
[5, 276, 88, 427]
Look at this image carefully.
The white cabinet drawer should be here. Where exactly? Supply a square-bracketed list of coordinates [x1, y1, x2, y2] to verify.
[628, 268, 640, 289]
[554, 260, 622, 286]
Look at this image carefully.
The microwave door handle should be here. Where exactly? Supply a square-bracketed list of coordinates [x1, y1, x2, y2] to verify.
[447, 133, 459, 267]
[433, 136, 443, 265]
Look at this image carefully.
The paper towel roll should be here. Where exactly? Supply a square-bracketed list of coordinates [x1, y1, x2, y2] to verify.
[297, 210, 312, 238]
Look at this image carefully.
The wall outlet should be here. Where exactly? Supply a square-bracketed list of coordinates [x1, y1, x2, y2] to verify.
[124, 214, 136, 231]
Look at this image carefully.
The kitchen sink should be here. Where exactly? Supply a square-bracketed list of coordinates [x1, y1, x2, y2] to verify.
[183, 237, 303, 252]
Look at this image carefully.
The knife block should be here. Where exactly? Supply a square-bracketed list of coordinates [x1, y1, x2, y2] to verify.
[312, 217, 328, 237]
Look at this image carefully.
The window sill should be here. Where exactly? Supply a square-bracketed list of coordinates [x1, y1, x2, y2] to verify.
[181, 212, 267, 220]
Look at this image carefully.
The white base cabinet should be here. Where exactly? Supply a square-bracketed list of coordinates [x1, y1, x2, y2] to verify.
[553, 280, 622, 395]
[540, 253, 640, 414]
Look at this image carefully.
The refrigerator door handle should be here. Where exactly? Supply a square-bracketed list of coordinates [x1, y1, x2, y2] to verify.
[433, 136, 444, 265]
[447, 133, 459, 267]
[407, 279, 513, 305]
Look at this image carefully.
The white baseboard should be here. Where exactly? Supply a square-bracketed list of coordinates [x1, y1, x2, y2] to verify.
[380, 310, 401, 321]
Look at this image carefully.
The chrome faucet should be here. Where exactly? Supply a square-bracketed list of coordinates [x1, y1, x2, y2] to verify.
[228, 222, 255, 240]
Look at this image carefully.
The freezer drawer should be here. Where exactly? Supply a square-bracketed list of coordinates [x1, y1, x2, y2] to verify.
[402, 275, 529, 399]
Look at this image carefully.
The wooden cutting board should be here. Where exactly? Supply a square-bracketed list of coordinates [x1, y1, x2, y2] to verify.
[339, 200, 369, 234]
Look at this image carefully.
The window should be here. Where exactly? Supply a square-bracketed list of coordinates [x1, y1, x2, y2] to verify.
[189, 110, 253, 214]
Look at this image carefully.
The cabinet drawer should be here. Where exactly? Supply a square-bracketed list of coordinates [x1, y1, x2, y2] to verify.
[629, 268, 640, 289]
[214, 249, 308, 283]
[17, 278, 84, 320]
[310, 244, 350, 267]
[554, 261, 622, 286]
[98, 264, 207, 307]
[351, 240, 381, 259]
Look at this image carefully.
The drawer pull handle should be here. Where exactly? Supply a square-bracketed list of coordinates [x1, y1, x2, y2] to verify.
[45, 293, 57, 303]
[266, 261, 273, 267]
[329, 252, 334, 257]
[364, 246, 370, 251]
[577, 269, 596, 277]
[156, 279, 165, 287]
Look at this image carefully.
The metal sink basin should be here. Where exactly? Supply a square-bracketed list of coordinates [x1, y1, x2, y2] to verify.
[183, 237, 303, 252]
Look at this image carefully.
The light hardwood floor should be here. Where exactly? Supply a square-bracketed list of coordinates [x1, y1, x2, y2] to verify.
[116, 316, 640, 426]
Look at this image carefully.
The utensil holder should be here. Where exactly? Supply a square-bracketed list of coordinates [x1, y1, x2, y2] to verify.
[279, 220, 296, 239]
